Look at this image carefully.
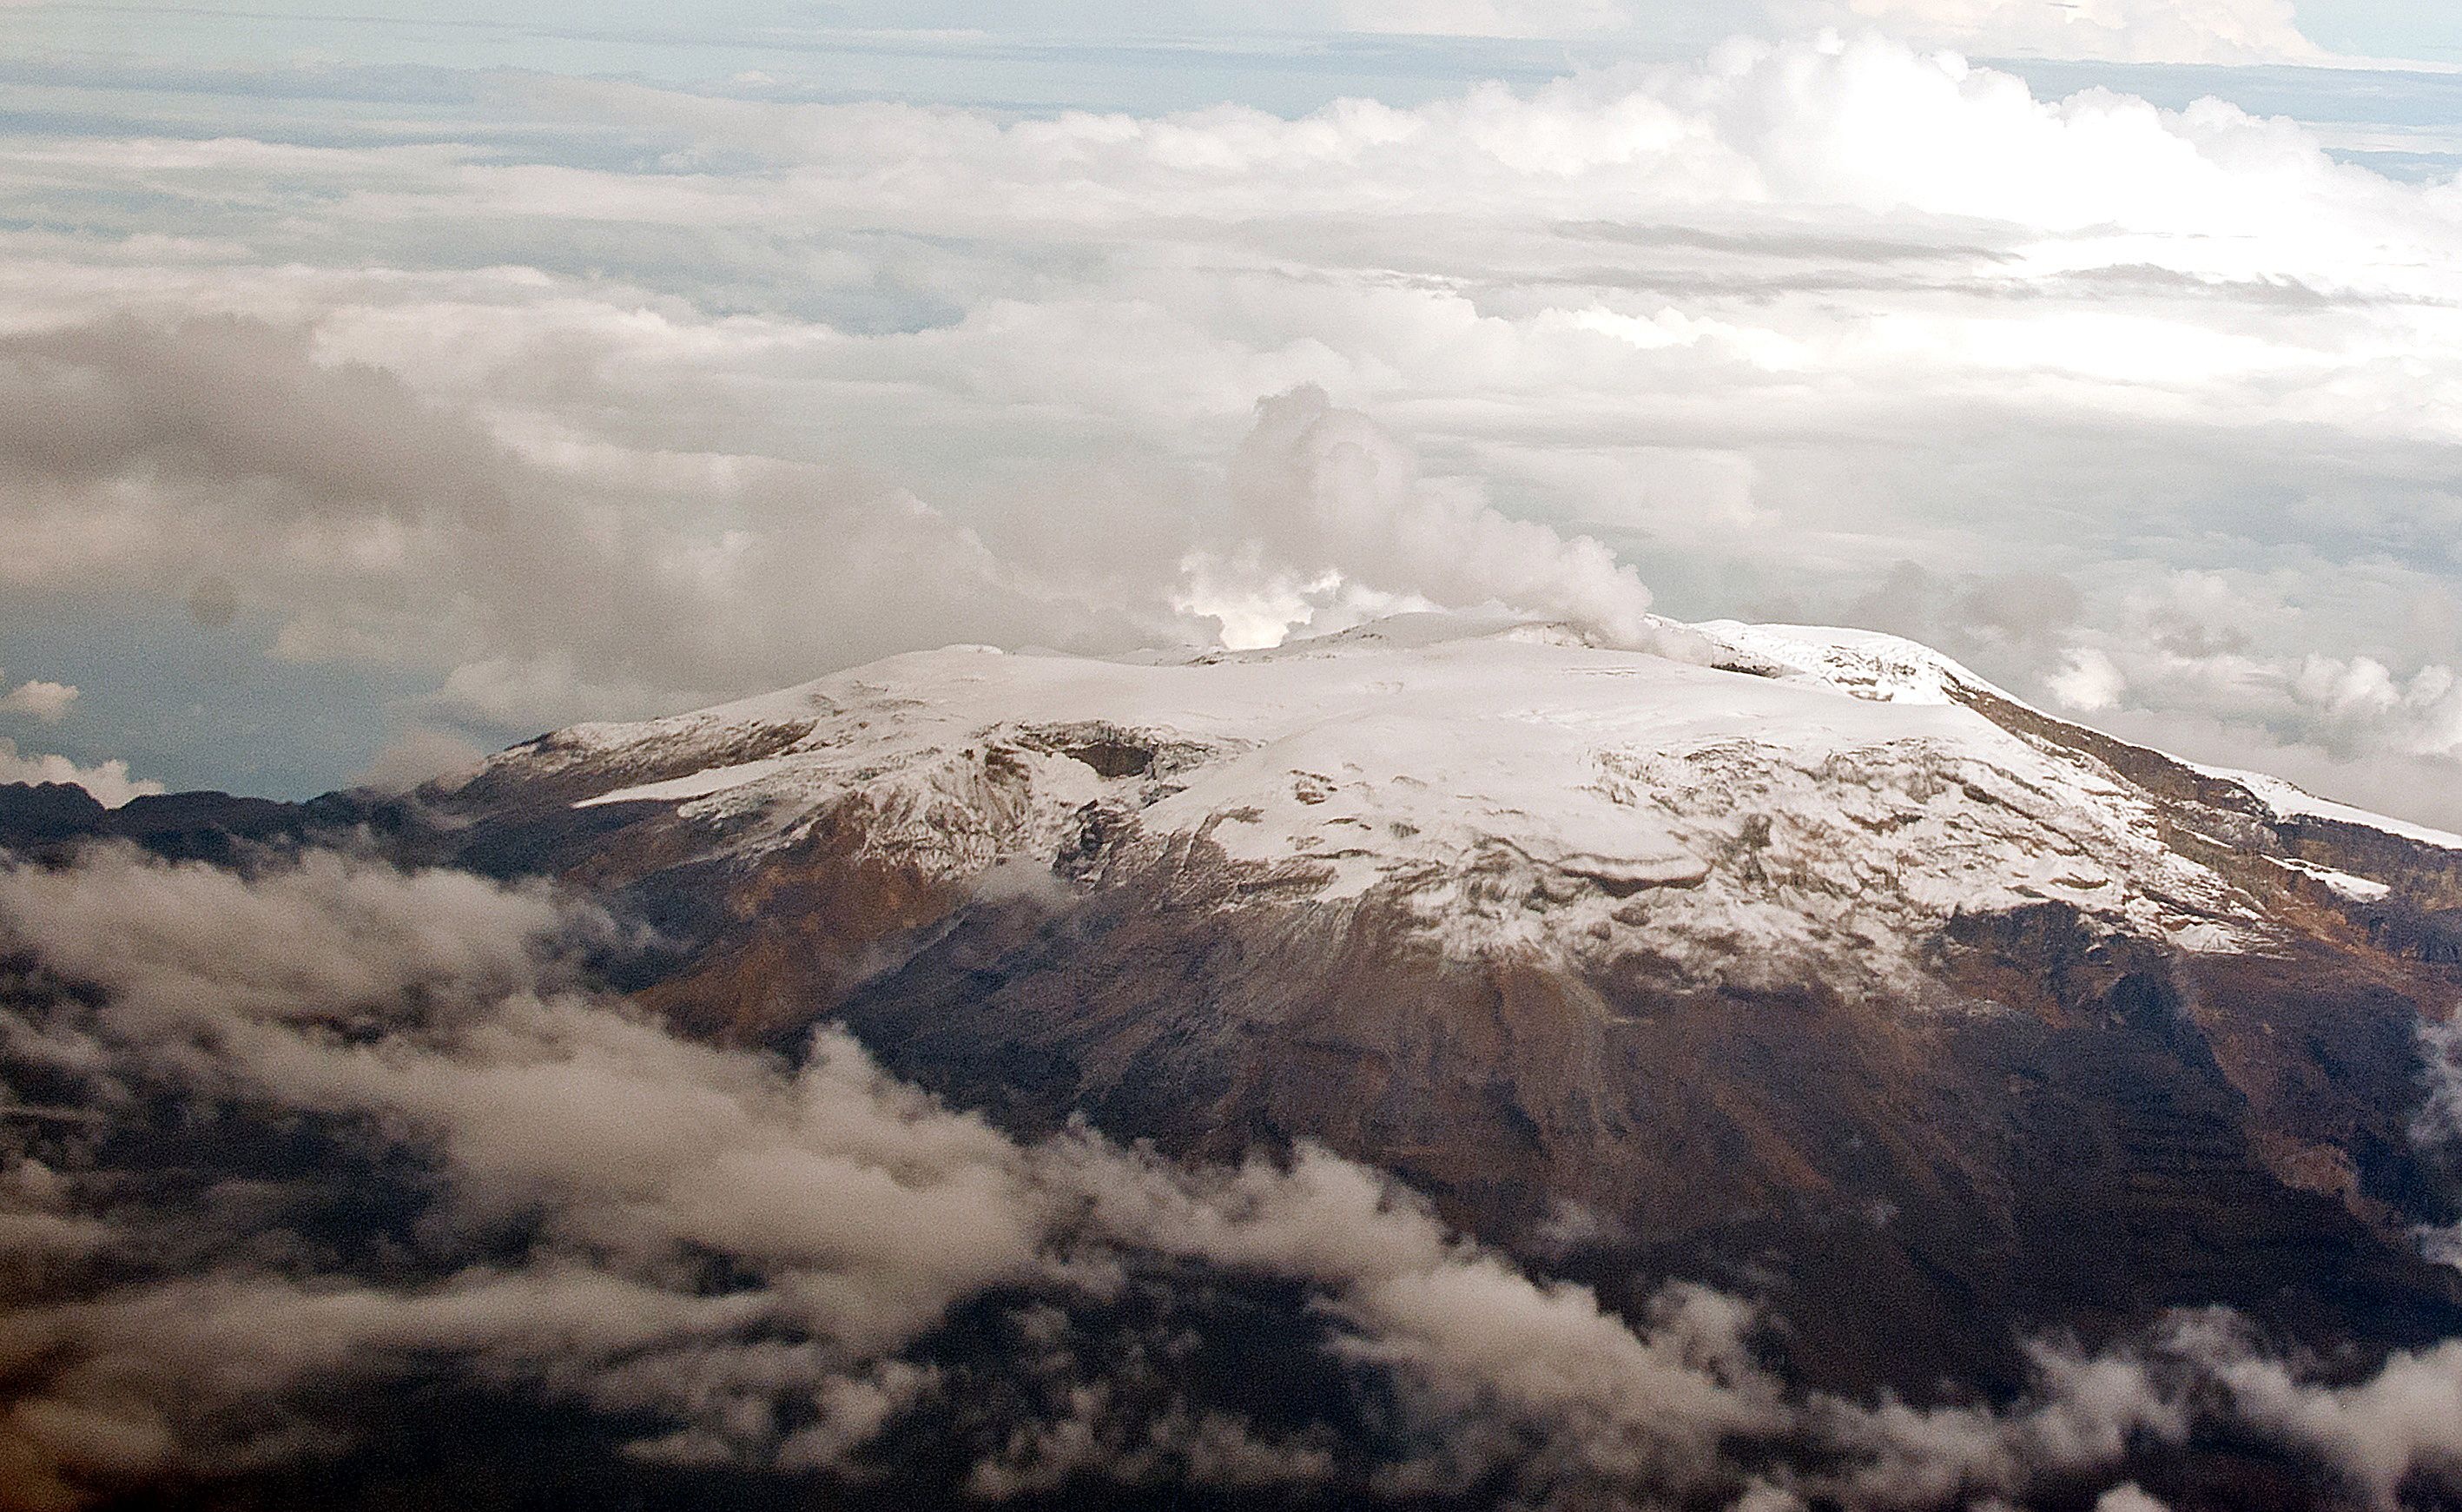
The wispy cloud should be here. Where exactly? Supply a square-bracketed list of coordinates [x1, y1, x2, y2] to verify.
[10, 844, 2462, 1508]
[0, 846, 1773, 1505]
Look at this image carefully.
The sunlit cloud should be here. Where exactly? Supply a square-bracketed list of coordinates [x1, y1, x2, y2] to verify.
[0, 18, 2459, 816]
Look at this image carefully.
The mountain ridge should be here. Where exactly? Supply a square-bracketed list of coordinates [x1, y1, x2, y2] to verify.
[12, 612, 2462, 1410]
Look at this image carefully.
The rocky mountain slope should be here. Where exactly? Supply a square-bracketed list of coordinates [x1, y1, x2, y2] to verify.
[327, 611, 2462, 1403]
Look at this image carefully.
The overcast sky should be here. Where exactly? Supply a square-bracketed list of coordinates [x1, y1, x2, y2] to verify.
[7, 0, 2462, 823]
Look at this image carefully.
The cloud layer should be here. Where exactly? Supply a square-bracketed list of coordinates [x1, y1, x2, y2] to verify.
[1794, 0, 2325, 63]
[3, 31, 2461, 819]
[0, 846, 1775, 1509]
[10, 844, 2462, 1509]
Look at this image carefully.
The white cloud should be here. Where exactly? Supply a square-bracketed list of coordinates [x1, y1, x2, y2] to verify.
[0, 738, 159, 808]
[2040, 568, 2462, 785]
[3, 36, 2462, 813]
[0, 317, 1174, 736]
[2172, 1311, 2462, 1511]
[0, 677, 76, 723]
[2048, 646, 2127, 712]
[1179, 385, 1657, 648]
[0, 846, 1778, 1505]
[1816, 1340, 2189, 1506]
[12, 844, 2462, 1505]
[347, 724, 486, 795]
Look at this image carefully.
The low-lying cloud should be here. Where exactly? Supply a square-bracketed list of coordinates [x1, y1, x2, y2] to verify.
[8, 843, 2462, 1509]
[0, 846, 1773, 1509]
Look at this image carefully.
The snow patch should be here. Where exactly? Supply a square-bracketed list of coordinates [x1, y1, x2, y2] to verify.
[1689, 621, 2000, 706]
[2200, 764, 2462, 853]
[2271, 855, 2393, 902]
[575, 756, 797, 809]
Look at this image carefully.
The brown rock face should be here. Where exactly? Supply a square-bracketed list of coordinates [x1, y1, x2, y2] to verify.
[800, 870, 2461, 1397]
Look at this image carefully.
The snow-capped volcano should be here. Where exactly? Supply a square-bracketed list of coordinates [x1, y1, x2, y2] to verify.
[392, 611, 2462, 1402]
[17, 611, 2462, 1411]
[458, 611, 2428, 996]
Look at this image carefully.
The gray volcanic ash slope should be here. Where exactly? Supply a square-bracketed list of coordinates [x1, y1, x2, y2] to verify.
[11, 611, 2462, 1510]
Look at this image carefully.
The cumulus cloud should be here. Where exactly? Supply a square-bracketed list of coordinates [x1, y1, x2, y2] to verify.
[1815, 1318, 2462, 1511]
[1060, 1141, 1781, 1500]
[1179, 385, 1658, 648]
[0, 847, 577, 1025]
[1813, 1340, 2190, 1507]
[0, 320, 1673, 740]
[2168, 1311, 2462, 1511]
[5, 34, 2462, 815]
[0, 677, 76, 723]
[2059, 638, 2462, 762]
[2007, 567, 2462, 825]
[0, 315, 1171, 738]
[0, 739, 159, 808]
